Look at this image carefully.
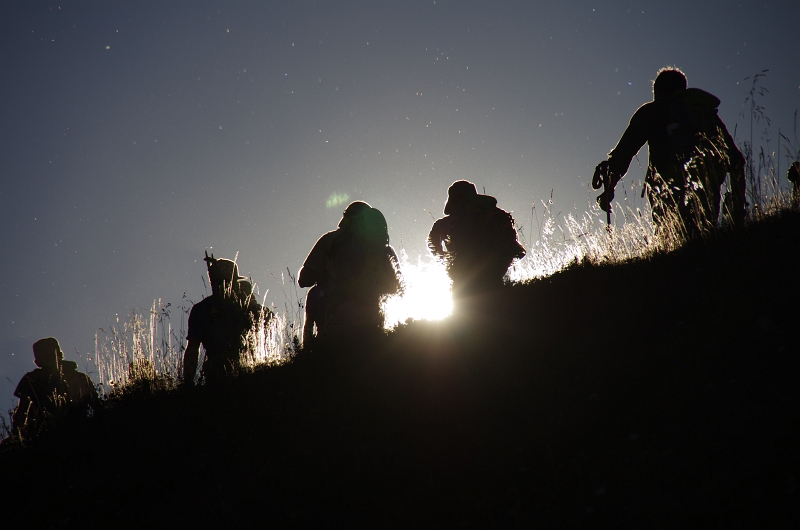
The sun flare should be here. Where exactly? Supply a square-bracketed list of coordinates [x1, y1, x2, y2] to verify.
[383, 257, 453, 328]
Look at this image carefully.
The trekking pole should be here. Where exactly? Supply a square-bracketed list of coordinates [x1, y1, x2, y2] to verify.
[592, 160, 612, 227]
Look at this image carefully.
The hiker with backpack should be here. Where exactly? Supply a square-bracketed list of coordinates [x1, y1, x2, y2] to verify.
[298, 201, 402, 340]
[183, 255, 261, 385]
[594, 67, 746, 239]
[8, 337, 98, 444]
[428, 180, 526, 299]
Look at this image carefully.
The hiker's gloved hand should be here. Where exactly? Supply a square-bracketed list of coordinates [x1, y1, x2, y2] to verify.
[592, 160, 615, 213]
[592, 160, 609, 190]
[596, 187, 614, 213]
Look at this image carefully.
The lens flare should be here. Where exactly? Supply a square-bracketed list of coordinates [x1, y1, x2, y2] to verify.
[383, 256, 453, 328]
[326, 192, 350, 209]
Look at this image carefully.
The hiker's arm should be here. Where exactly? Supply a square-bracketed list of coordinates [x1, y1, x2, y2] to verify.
[84, 374, 100, 403]
[183, 338, 201, 385]
[385, 245, 402, 295]
[11, 397, 31, 434]
[298, 234, 332, 288]
[607, 104, 650, 185]
[298, 266, 320, 288]
[718, 117, 747, 225]
[598, 105, 649, 215]
[717, 116, 745, 173]
[427, 218, 448, 256]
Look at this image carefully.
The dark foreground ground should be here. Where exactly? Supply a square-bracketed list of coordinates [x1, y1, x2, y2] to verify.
[2, 212, 799, 528]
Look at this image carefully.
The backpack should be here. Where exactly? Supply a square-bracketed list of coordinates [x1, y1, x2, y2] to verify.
[665, 88, 722, 161]
[327, 232, 399, 308]
[449, 203, 525, 262]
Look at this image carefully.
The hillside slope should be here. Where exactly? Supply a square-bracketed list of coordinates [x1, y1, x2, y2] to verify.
[2, 212, 799, 528]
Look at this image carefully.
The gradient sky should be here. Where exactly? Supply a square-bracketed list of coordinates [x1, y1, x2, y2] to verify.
[2, 1, 798, 410]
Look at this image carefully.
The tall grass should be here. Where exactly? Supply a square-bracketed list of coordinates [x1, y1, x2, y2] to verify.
[384, 169, 798, 332]
[738, 71, 800, 218]
[95, 280, 300, 395]
[511, 179, 797, 284]
[509, 187, 661, 281]
[95, 298, 185, 393]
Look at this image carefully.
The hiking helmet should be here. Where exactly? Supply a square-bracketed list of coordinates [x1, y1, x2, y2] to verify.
[338, 201, 372, 229]
[32, 337, 62, 367]
[444, 180, 478, 214]
[653, 67, 687, 100]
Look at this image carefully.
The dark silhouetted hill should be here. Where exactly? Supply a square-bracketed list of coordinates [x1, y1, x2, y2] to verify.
[2, 211, 799, 528]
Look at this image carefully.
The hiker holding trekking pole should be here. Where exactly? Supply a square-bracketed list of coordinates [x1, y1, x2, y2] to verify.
[594, 67, 746, 240]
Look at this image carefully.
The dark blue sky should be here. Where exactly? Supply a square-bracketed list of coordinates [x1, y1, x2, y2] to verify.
[2, 1, 798, 409]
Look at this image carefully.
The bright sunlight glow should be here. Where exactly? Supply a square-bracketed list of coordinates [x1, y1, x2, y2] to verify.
[383, 254, 453, 329]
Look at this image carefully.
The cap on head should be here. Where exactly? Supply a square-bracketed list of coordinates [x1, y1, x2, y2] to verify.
[209, 259, 244, 283]
[204, 252, 245, 284]
[444, 180, 478, 214]
[653, 67, 687, 100]
[32, 337, 62, 367]
[61, 360, 78, 372]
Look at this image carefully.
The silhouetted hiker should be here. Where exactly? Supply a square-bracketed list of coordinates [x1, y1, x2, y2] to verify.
[183, 254, 255, 385]
[299, 201, 401, 339]
[594, 67, 746, 239]
[428, 180, 525, 298]
[299, 202, 369, 340]
[11, 337, 68, 440]
[788, 161, 800, 208]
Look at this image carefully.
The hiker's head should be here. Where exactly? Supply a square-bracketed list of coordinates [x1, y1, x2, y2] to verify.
[32, 337, 62, 370]
[338, 201, 372, 229]
[237, 279, 253, 297]
[788, 161, 800, 183]
[204, 255, 245, 294]
[61, 360, 78, 373]
[444, 180, 478, 214]
[653, 67, 687, 100]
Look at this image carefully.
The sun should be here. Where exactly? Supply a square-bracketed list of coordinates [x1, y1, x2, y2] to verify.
[383, 257, 453, 328]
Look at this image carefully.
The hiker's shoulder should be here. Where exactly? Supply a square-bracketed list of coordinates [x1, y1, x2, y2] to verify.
[629, 100, 663, 123]
[14, 369, 57, 397]
[315, 230, 341, 252]
[189, 296, 220, 322]
[672, 88, 720, 110]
